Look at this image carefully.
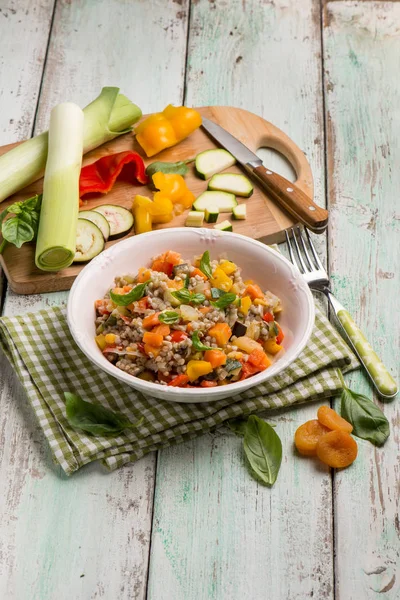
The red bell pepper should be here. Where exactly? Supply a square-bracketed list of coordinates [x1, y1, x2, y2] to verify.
[79, 151, 148, 197]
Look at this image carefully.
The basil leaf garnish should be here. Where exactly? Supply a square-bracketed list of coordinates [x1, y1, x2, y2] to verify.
[64, 392, 143, 436]
[211, 293, 237, 310]
[199, 250, 213, 279]
[158, 311, 180, 325]
[172, 288, 191, 303]
[340, 386, 390, 446]
[191, 330, 214, 351]
[190, 293, 206, 305]
[211, 287, 226, 299]
[146, 160, 191, 180]
[2, 216, 34, 248]
[110, 281, 149, 306]
[243, 415, 282, 485]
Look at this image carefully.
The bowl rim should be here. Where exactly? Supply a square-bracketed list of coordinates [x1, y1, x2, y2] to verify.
[67, 228, 315, 400]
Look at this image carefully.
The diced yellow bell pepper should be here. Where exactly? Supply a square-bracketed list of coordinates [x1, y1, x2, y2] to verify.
[136, 106, 201, 157]
[219, 260, 237, 275]
[152, 173, 195, 209]
[105, 333, 116, 345]
[95, 334, 107, 351]
[133, 204, 152, 234]
[186, 360, 213, 382]
[239, 295, 252, 315]
[264, 339, 283, 355]
[210, 267, 233, 292]
[254, 298, 269, 307]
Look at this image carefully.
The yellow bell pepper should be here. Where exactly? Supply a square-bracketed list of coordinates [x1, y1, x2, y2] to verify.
[104, 333, 116, 345]
[95, 334, 107, 351]
[239, 295, 252, 315]
[219, 260, 237, 275]
[264, 339, 283, 355]
[152, 172, 195, 209]
[186, 360, 213, 382]
[133, 204, 152, 234]
[210, 267, 233, 292]
[135, 105, 202, 157]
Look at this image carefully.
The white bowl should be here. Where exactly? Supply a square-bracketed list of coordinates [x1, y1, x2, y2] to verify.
[67, 228, 315, 403]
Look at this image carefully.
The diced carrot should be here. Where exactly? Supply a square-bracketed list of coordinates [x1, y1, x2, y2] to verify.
[186, 323, 194, 333]
[316, 430, 358, 468]
[244, 284, 264, 300]
[247, 348, 271, 371]
[143, 332, 163, 347]
[192, 267, 208, 280]
[164, 250, 181, 266]
[317, 405, 353, 434]
[204, 349, 227, 368]
[294, 420, 331, 456]
[95, 299, 111, 315]
[208, 323, 232, 346]
[142, 313, 161, 328]
[136, 297, 149, 311]
[144, 344, 161, 358]
[200, 380, 218, 387]
[151, 259, 173, 276]
[239, 361, 260, 380]
[199, 306, 212, 314]
[122, 285, 132, 293]
[170, 331, 188, 343]
[276, 323, 284, 345]
[168, 374, 190, 387]
[153, 324, 170, 337]
[262, 312, 274, 323]
[137, 268, 151, 283]
[167, 279, 184, 289]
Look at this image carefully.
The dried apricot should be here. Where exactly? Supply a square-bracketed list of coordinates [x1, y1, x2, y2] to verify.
[317, 405, 353, 433]
[294, 419, 331, 456]
[316, 430, 358, 468]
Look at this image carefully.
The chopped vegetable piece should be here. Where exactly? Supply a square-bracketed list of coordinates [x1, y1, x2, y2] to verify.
[185, 210, 205, 227]
[264, 339, 283, 355]
[74, 218, 104, 262]
[95, 334, 107, 351]
[204, 206, 219, 223]
[151, 258, 174, 276]
[316, 430, 358, 468]
[275, 323, 284, 345]
[133, 204, 152, 234]
[79, 210, 110, 240]
[170, 331, 188, 343]
[137, 268, 151, 282]
[208, 323, 232, 346]
[195, 148, 236, 180]
[142, 313, 161, 328]
[204, 349, 227, 368]
[208, 173, 253, 197]
[168, 374, 190, 387]
[244, 283, 264, 300]
[180, 304, 199, 321]
[225, 358, 243, 373]
[214, 220, 233, 232]
[233, 335, 263, 354]
[93, 205, 134, 239]
[79, 151, 147, 197]
[186, 360, 213, 382]
[239, 361, 261, 380]
[247, 349, 271, 371]
[143, 332, 163, 347]
[201, 380, 218, 387]
[317, 405, 353, 434]
[219, 260, 237, 275]
[239, 296, 252, 315]
[144, 344, 161, 357]
[294, 420, 331, 456]
[262, 312, 274, 323]
[231, 321, 247, 338]
[210, 267, 233, 292]
[152, 324, 170, 337]
[194, 191, 237, 213]
[153, 172, 195, 209]
[232, 204, 247, 220]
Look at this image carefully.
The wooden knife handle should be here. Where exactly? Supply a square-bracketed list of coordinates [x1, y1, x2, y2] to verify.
[252, 165, 328, 233]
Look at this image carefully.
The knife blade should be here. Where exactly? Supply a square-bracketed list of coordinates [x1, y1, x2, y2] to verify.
[201, 117, 328, 233]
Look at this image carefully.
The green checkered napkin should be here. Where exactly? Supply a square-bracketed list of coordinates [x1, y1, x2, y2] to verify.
[0, 306, 358, 475]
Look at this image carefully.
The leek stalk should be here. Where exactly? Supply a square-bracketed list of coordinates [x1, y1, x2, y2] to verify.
[35, 103, 84, 272]
[0, 87, 142, 203]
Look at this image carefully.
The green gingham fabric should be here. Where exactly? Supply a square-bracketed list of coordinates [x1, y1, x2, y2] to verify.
[0, 306, 359, 475]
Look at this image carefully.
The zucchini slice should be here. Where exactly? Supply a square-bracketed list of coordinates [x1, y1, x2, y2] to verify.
[74, 218, 105, 262]
[204, 206, 219, 223]
[232, 204, 247, 220]
[79, 210, 110, 240]
[214, 220, 233, 232]
[185, 210, 205, 227]
[93, 204, 134, 239]
[208, 173, 253, 198]
[195, 149, 236, 180]
[193, 191, 237, 213]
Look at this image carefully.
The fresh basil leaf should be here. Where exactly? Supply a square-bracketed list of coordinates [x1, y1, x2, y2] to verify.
[199, 250, 213, 279]
[340, 386, 390, 446]
[6, 201, 24, 215]
[110, 281, 149, 306]
[211, 293, 237, 310]
[22, 193, 42, 212]
[190, 293, 206, 305]
[172, 288, 191, 303]
[184, 274, 190, 289]
[2, 216, 34, 248]
[211, 287, 226, 299]
[191, 330, 214, 351]
[64, 392, 142, 436]
[243, 415, 282, 485]
[0, 208, 7, 229]
[158, 311, 180, 325]
[146, 160, 190, 180]
[19, 209, 40, 237]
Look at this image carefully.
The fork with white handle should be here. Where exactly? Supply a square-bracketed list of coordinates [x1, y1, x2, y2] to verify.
[285, 226, 398, 399]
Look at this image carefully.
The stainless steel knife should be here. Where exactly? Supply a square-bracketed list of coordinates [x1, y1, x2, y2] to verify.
[201, 117, 328, 233]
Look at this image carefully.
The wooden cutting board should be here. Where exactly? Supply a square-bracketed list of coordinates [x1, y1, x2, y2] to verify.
[0, 106, 314, 295]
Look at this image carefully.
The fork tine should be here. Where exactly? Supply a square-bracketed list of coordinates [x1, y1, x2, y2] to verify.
[291, 227, 308, 273]
[296, 226, 315, 271]
[284, 229, 297, 266]
[304, 227, 325, 270]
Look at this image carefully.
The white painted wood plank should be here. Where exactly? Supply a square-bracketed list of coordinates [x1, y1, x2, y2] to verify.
[147, 2, 333, 599]
[323, 2, 400, 599]
[0, 1, 190, 598]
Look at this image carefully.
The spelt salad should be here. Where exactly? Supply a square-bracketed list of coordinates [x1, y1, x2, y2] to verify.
[94, 250, 285, 388]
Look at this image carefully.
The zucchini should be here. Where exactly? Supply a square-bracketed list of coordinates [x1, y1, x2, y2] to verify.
[79, 210, 110, 240]
[185, 210, 205, 227]
[208, 173, 253, 197]
[232, 205, 247, 220]
[193, 191, 237, 213]
[204, 206, 219, 223]
[214, 220, 233, 232]
[74, 218, 105, 262]
[93, 204, 134, 239]
[195, 149, 236, 180]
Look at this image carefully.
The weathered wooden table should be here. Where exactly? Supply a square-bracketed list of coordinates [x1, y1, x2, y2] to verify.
[0, 1, 398, 598]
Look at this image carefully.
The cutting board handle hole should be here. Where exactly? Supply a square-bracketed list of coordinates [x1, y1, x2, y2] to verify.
[256, 147, 297, 183]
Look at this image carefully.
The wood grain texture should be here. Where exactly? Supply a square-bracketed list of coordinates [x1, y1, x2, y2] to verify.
[147, 1, 333, 599]
[0, 105, 314, 294]
[0, 1, 190, 598]
[323, 2, 400, 599]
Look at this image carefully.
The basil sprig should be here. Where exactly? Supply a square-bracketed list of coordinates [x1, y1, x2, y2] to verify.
[172, 289, 206, 305]
[0, 193, 42, 254]
[211, 292, 237, 310]
[146, 158, 194, 180]
[211, 287, 226, 299]
[64, 392, 143, 436]
[340, 386, 390, 446]
[158, 311, 180, 325]
[191, 330, 214, 351]
[110, 281, 149, 306]
[199, 250, 213, 279]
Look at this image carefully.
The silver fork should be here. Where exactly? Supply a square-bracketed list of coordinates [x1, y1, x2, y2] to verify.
[285, 226, 398, 399]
